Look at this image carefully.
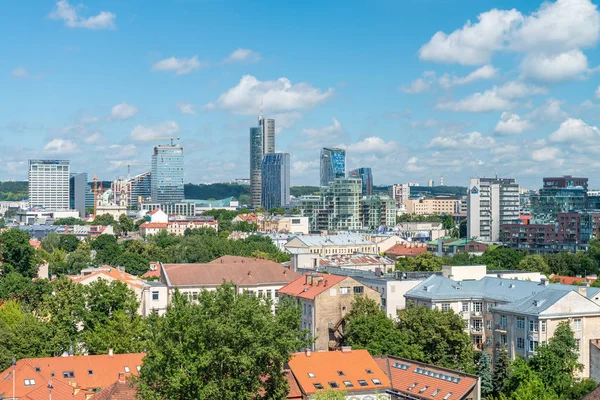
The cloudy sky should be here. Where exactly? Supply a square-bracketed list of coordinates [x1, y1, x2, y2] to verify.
[2, 0, 600, 189]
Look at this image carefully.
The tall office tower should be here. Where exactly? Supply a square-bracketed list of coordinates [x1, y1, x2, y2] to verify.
[348, 167, 373, 196]
[29, 160, 70, 210]
[261, 153, 290, 210]
[70, 172, 88, 218]
[151, 144, 184, 203]
[467, 177, 520, 242]
[320, 147, 346, 187]
[250, 116, 276, 207]
[388, 184, 411, 208]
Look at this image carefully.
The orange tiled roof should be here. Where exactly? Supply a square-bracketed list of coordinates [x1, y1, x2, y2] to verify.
[140, 222, 168, 229]
[284, 369, 303, 399]
[89, 378, 137, 400]
[142, 262, 162, 278]
[288, 349, 391, 396]
[385, 243, 428, 257]
[147, 209, 162, 215]
[20, 378, 87, 400]
[278, 273, 347, 300]
[29, 239, 42, 249]
[375, 355, 478, 400]
[235, 213, 257, 223]
[549, 274, 597, 285]
[67, 266, 147, 289]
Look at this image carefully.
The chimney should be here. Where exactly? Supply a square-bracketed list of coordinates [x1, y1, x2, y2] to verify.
[248, 271, 251, 276]
[341, 346, 352, 353]
[579, 286, 588, 297]
[118, 372, 126, 383]
[305, 348, 311, 357]
[108, 348, 114, 356]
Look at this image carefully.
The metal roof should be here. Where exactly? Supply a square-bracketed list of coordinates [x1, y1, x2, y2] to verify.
[289, 233, 374, 247]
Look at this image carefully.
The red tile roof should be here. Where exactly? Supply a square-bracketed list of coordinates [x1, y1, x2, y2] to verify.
[67, 266, 146, 289]
[284, 370, 303, 399]
[89, 378, 137, 400]
[162, 256, 300, 287]
[147, 209, 162, 215]
[277, 274, 348, 300]
[29, 239, 42, 249]
[235, 213, 257, 223]
[374, 355, 479, 400]
[549, 274, 597, 285]
[139, 222, 168, 229]
[385, 243, 428, 257]
[142, 262, 162, 279]
[288, 349, 391, 396]
[20, 379, 87, 400]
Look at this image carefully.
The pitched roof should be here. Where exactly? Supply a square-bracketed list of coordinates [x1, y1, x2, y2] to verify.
[319, 254, 394, 268]
[375, 355, 479, 400]
[493, 289, 600, 317]
[89, 378, 137, 400]
[583, 385, 600, 400]
[67, 266, 147, 290]
[29, 239, 42, 249]
[287, 234, 374, 247]
[288, 349, 391, 396]
[549, 274, 597, 285]
[162, 256, 300, 287]
[385, 243, 428, 257]
[234, 213, 257, 223]
[147, 208, 162, 215]
[20, 379, 87, 400]
[277, 273, 348, 300]
[139, 222, 168, 229]
[142, 262, 161, 278]
[284, 370, 303, 399]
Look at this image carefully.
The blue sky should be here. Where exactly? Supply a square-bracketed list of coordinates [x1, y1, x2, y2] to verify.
[2, 0, 600, 189]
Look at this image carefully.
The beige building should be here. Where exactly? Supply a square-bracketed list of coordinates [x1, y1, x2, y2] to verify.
[404, 196, 460, 215]
[139, 220, 218, 236]
[257, 215, 309, 234]
[278, 273, 380, 351]
[285, 233, 378, 256]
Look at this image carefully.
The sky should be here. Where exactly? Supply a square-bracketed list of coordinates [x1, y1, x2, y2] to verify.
[2, 0, 600, 190]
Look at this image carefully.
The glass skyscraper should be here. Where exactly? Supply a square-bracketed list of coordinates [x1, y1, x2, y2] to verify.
[70, 172, 88, 217]
[320, 147, 346, 187]
[250, 117, 275, 207]
[261, 153, 290, 210]
[151, 144, 184, 203]
[29, 159, 70, 210]
[348, 167, 373, 196]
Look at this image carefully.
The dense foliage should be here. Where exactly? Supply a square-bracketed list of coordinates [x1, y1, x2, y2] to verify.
[183, 183, 319, 201]
[0, 181, 28, 201]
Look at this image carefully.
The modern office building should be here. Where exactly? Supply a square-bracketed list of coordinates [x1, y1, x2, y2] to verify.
[320, 147, 346, 187]
[388, 183, 411, 209]
[151, 145, 184, 203]
[69, 172, 88, 218]
[530, 186, 587, 224]
[113, 171, 152, 208]
[467, 177, 520, 242]
[348, 167, 373, 196]
[250, 117, 275, 207]
[261, 153, 290, 210]
[28, 159, 70, 210]
[543, 175, 588, 191]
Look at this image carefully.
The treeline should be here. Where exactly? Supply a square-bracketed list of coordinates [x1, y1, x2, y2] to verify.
[0, 181, 28, 201]
[184, 183, 320, 201]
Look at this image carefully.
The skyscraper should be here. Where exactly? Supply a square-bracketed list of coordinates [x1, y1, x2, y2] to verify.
[70, 172, 88, 217]
[388, 184, 411, 208]
[29, 159, 70, 210]
[151, 144, 184, 203]
[348, 167, 373, 196]
[261, 153, 290, 210]
[320, 147, 345, 187]
[250, 116, 275, 207]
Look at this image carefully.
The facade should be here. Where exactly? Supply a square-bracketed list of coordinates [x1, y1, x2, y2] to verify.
[292, 253, 396, 273]
[285, 233, 378, 256]
[250, 117, 275, 207]
[139, 220, 218, 236]
[348, 167, 373, 196]
[278, 273, 381, 351]
[69, 172, 88, 218]
[404, 196, 461, 215]
[384, 242, 428, 259]
[467, 177, 520, 242]
[113, 171, 152, 208]
[530, 186, 587, 224]
[393, 221, 446, 241]
[16, 209, 80, 225]
[261, 152, 290, 210]
[360, 195, 396, 230]
[320, 147, 346, 187]
[257, 215, 309, 234]
[140, 201, 196, 216]
[151, 144, 184, 203]
[388, 184, 411, 209]
[543, 175, 588, 191]
[28, 159, 70, 210]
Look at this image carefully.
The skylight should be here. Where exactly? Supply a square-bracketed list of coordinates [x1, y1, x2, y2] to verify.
[124, 366, 131, 373]
[358, 380, 368, 387]
[365, 369, 373, 374]
[329, 382, 339, 388]
[372, 378, 382, 386]
[24, 379, 36, 386]
[443, 393, 452, 400]
[343, 381, 354, 388]
[432, 389, 441, 396]
[337, 370, 345, 376]
[313, 383, 324, 390]
[308, 372, 315, 378]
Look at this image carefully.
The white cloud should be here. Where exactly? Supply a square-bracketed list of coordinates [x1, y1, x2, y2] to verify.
[110, 102, 139, 120]
[521, 50, 589, 81]
[11, 67, 28, 78]
[495, 81, 547, 99]
[43, 138, 80, 154]
[400, 78, 431, 94]
[532, 147, 560, 161]
[427, 131, 496, 149]
[407, 157, 426, 172]
[409, 119, 440, 129]
[84, 132, 104, 144]
[48, 0, 116, 30]
[341, 137, 400, 154]
[494, 112, 530, 135]
[224, 48, 261, 63]
[152, 56, 205, 75]
[527, 99, 569, 121]
[549, 118, 600, 142]
[271, 112, 303, 132]
[595, 85, 600, 99]
[438, 65, 498, 88]
[130, 121, 180, 141]
[205, 75, 334, 115]
[436, 90, 513, 113]
[80, 115, 98, 124]
[298, 118, 344, 149]
[176, 102, 196, 116]
[104, 144, 137, 160]
[293, 160, 319, 174]
[490, 144, 521, 155]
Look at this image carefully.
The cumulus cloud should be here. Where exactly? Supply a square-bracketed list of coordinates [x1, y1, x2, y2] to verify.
[83, 132, 104, 144]
[427, 131, 496, 149]
[341, 137, 400, 154]
[43, 138, 80, 154]
[549, 118, 600, 142]
[109, 102, 139, 120]
[520, 50, 589, 81]
[11, 67, 29, 78]
[409, 119, 440, 129]
[130, 121, 180, 141]
[224, 48, 261, 63]
[48, 0, 116, 30]
[152, 56, 205, 75]
[438, 65, 498, 88]
[532, 147, 560, 161]
[596, 85, 600, 99]
[205, 75, 334, 115]
[494, 112, 531, 135]
[298, 118, 344, 149]
[176, 102, 196, 116]
[527, 99, 569, 121]
[104, 144, 137, 160]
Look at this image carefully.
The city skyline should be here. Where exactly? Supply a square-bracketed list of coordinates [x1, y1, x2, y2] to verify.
[2, 0, 600, 189]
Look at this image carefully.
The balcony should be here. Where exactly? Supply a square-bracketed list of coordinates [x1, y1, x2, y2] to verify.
[471, 326, 484, 334]
[471, 311, 484, 318]
[495, 324, 507, 332]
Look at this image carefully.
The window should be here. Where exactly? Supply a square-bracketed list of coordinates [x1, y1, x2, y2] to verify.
[152, 291, 159, 301]
[574, 318, 582, 331]
[486, 320, 492, 330]
[529, 319, 539, 332]
[337, 370, 345, 376]
[365, 369, 373, 374]
[517, 338, 525, 349]
[24, 379, 36, 386]
[340, 287, 350, 295]
[372, 378, 382, 386]
[516, 317, 525, 330]
[266, 290, 272, 299]
[541, 320, 546, 333]
[441, 303, 451, 312]
[353, 286, 364, 295]
[34, 367, 41, 372]
[358, 380, 368, 387]
[124, 366, 131, 373]
[63, 371, 75, 378]
[501, 334, 507, 345]
[313, 383, 324, 390]
[87, 370, 93, 375]
[308, 372, 315, 378]
[500, 315, 507, 329]
[258, 290, 264, 298]
[462, 303, 469, 312]
[473, 302, 483, 313]
[329, 382, 339, 388]
[192, 292, 198, 301]
[529, 340, 539, 352]
[343, 381, 354, 388]
[576, 339, 581, 353]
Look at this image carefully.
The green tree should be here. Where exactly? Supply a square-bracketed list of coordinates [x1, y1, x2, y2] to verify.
[518, 254, 550, 274]
[441, 214, 455, 230]
[53, 217, 82, 226]
[66, 248, 92, 274]
[116, 251, 150, 276]
[92, 213, 116, 226]
[119, 214, 135, 234]
[492, 346, 510, 397]
[59, 234, 80, 252]
[90, 234, 122, 265]
[136, 286, 308, 400]
[0, 228, 39, 278]
[505, 358, 559, 400]
[41, 231, 61, 252]
[479, 247, 526, 270]
[311, 389, 347, 400]
[476, 352, 493, 397]
[269, 207, 285, 214]
[396, 252, 443, 272]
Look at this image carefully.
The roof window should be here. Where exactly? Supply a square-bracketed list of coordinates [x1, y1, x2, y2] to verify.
[308, 372, 315, 378]
[419, 386, 429, 393]
[358, 380, 368, 387]
[124, 366, 131, 373]
[88, 370, 93, 375]
[24, 379, 36, 386]
[337, 370, 345, 376]
[372, 378, 382, 386]
[432, 389, 441, 396]
[443, 393, 452, 400]
[365, 368, 373, 374]
[63, 371, 75, 379]
[313, 383, 324, 390]
[329, 382, 339, 388]
[408, 382, 418, 391]
[343, 381, 354, 388]
[34, 367, 41, 372]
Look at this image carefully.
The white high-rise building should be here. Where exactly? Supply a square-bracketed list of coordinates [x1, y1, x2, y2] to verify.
[388, 184, 411, 209]
[28, 160, 70, 210]
[467, 177, 520, 242]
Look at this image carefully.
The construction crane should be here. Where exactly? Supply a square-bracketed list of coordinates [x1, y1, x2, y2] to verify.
[121, 162, 151, 179]
[93, 174, 100, 217]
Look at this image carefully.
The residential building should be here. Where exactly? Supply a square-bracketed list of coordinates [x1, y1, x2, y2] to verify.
[388, 184, 411, 209]
[427, 238, 490, 256]
[375, 355, 481, 400]
[151, 144, 184, 203]
[257, 215, 309, 234]
[549, 274, 597, 285]
[232, 213, 257, 224]
[348, 167, 373, 196]
[0, 353, 145, 400]
[28, 159, 70, 210]
[543, 175, 588, 191]
[159, 255, 300, 309]
[320, 147, 346, 187]
[404, 196, 461, 215]
[393, 221, 447, 241]
[113, 171, 152, 208]
[287, 349, 392, 399]
[90, 377, 138, 400]
[146, 208, 168, 223]
[467, 177, 520, 242]
[285, 233, 378, 256]
[250, 116, 275, 207]
[16, 209, 80, 225]
[360, 195, 396, 230]
[301, 178, 362, 232]
[261, 152, 290, 210]
[292, 252, 395, 273]
[385, 242, 428, 259]
[365, 234, 408, 253]
[140, 201, 196, 217]
[139, 220, 218, 236]
[70, 172, 88, 218]
[17, 224, 114, 240]
[530, 186, 587, 224]
[278, 273, 381, 350]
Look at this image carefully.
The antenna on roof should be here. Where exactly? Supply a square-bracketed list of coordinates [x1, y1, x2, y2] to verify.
[259, 98, 264, 120]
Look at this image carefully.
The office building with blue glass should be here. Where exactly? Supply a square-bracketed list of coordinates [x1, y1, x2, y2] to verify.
[151, 144, 184, 203]
[348, 167, 373, 196]
[250, 117, 275, 207]
[320, 147, 346, 187]
[261, 153, 290, 210]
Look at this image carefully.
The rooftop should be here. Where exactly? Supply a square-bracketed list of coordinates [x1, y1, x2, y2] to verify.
[68, 266, 147, 290]
[89, 378, 137, 400]
[385, 243, 428, 257]
[278, 273, 348, 300]
[286, 233, 374, 248]
[319, 254, 394, 268]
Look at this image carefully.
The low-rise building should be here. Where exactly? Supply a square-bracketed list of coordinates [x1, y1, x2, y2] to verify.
[257, 215, 309, 234]
[278, 273, 380, 351]
[427, 237, 489, 256]
[139, 220, 219, 236]
[145, 208, 168, 223]
[285, 233, 378, 256]
[393, 221, 447, 241]
[385, 242, 428, 259]
[404, 196, 461, 215]
[232, 213, 257, 224]
[16, 209, 80, 225]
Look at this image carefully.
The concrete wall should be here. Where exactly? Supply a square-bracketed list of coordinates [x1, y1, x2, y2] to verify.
[442, 265, 487, 281]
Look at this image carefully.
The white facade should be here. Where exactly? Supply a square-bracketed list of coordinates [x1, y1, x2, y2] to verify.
[28, 159, 70, 210]
[388, 184, 411, 208]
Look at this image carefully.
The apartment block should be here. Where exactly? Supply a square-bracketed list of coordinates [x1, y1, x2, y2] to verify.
[28, 159, 70, 210]
[404, 196, 461, 215]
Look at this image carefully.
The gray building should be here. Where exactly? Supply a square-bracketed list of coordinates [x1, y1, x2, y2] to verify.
[29, 159, 70, 210]
[348, 167, 373, 196]
[151, 144, 184, 203]
[320, 147, 346, 187]
[69, 172, 88, 218]
[261, 153, 290, 210]
[250, 117, 275, 207]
